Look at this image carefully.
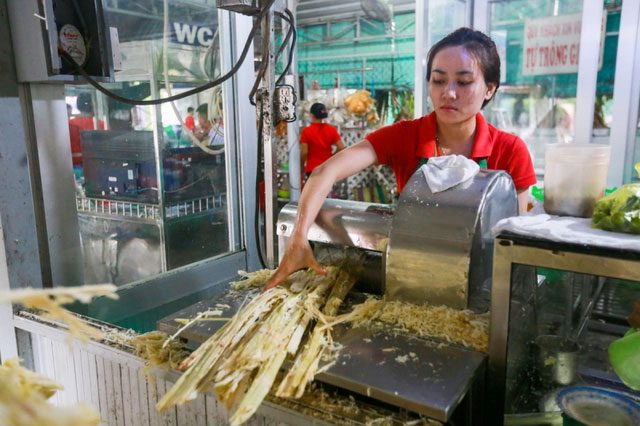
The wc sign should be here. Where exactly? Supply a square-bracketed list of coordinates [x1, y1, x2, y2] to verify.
[172, 22, 215, 47]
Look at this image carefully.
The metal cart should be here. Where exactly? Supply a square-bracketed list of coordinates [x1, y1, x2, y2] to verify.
[489, 219, 640, 424]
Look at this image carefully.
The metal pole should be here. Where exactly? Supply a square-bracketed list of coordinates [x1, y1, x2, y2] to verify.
[413, 0, 428, 118]
[149, 63, 167, 273]
[573, 0, 605, 145]
[0, 216, 18, 360]
[608, 0, 640, 186]
[260, 1, 277, 267]
[285, 0, 301, 202]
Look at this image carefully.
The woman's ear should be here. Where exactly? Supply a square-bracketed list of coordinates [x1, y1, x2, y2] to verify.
[485, 83, 497, 100]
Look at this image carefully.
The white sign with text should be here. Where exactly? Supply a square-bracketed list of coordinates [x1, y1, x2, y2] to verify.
[522, 13, 605, 76]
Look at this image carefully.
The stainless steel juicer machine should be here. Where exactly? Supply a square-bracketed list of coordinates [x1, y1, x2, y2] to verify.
[158, 167, 518, 424]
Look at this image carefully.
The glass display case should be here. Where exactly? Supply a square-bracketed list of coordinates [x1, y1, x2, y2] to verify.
[63, 2, 240, 286]
[488, 223, 640, 424]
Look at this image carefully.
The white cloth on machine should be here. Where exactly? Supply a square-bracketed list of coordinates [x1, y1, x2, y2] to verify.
[421, 155, 480, 193]
[492, 214, 640, 251]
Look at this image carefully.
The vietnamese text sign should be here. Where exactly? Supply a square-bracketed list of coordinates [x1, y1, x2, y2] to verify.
[522, 13, 604, 76]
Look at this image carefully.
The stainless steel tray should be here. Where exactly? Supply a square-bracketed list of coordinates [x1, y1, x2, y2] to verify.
[157, 289, 486, 422]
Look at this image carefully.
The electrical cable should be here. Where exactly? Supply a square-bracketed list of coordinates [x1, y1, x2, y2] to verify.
[248, 9, 297, 267]
[254, 99, 267, 269]
[59, 0, 277, 106]
[248, 9, 295, 106]
[275, 9, 296, 86]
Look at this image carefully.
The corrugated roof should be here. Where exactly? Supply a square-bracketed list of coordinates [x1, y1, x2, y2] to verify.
[296, 0, 415, 26]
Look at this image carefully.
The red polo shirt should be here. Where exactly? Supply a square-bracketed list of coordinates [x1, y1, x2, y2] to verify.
[366, 112, 536, 193]
[68, 116, 105, 167]
[300, 122, 341, 173]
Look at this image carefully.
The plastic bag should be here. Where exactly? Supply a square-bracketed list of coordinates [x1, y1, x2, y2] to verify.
[609, 328, 640, 391]
[592, 163, 640, 234]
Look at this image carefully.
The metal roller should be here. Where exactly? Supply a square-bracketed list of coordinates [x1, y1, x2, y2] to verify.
[385, 169, 517, 310]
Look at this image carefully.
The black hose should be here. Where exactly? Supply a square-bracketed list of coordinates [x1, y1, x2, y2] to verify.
[59, 0, 277, 106]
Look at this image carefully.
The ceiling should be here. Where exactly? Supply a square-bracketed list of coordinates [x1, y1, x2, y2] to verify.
[296, 0, 415, 26]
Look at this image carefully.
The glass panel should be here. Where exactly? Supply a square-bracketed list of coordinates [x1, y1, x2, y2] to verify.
[505, 266, 640, 417]
[424, 0, 469, 113]
[65, 1, 236, 287]
[591, 2, 622, 146]
[634, 99, 640, 183]
[487, 0, 584, 176]
[294, 1, 416, 203]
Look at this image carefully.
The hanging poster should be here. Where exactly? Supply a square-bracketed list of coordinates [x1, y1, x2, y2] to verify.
[522, 13, 605, 76]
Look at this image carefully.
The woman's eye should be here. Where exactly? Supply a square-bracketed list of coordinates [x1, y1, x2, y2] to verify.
[431, 79, 444, 85]
[458, 81, 472, 86]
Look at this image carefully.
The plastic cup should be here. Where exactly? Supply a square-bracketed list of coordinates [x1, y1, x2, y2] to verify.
[536, 335, 580, 386]
[544, 144, 611, 217]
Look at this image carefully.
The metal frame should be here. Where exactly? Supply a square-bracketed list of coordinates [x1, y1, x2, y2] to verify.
[230, 11, 260, 270]
[413, 0, 429, 117]
[608, 0, 640, 185]
[0, 0, 259, 320]
[83, 250, 246, 324]
[0, 217, 18, 361]
[219, 8, 243, 252]
[285, 0, 301, 202]
[573, 0, 605, 146]
[0, 0, 48, 291]
[259, 5, 278, 267]
[471, 0, 488, 33]
[488, 237, 640, 424]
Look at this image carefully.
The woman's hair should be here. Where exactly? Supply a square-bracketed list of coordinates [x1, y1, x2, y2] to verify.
[426, 27, 500, 109]
[310, 103, 328, 119]
[76, 92, 94, 115]
[196, 103, 208, 116]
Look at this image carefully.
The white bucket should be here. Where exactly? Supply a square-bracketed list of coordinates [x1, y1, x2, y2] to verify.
[544, 143, 611, 217]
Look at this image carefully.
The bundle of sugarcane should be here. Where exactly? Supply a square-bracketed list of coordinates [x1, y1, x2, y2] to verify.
[157, 265, 357, 426]
[130, 330, 190, 375]
[275, 266, 356, 398]
[0, 358, 101, 426]
[0, 285, 118, 342]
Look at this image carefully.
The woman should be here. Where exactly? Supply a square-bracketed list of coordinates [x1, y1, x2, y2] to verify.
[265, 27, 536, 290]
[300, 102, 345, 180]
[68, 92, 105, 167]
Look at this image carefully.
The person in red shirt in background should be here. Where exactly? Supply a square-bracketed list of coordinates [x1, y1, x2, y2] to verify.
[300, 102, 345, 183]
[265, 27, 536, 290]
[184, 106, 195, 132]
[68, 93, 105, 167]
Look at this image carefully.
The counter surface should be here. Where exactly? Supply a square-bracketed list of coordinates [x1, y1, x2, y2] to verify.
[158, 289, 486, 422]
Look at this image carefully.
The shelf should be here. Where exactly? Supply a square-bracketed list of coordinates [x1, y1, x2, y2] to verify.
[165, 194, 226, 219]
[76, 196, 160, 220]
[76, 193, 227, 220]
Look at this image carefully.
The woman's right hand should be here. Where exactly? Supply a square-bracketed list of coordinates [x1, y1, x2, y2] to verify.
[263, 141, 378, 291]
[263, 234, 326, 291]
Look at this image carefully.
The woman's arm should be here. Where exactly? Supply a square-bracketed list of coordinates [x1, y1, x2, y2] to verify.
[300, 143, 308, 176]
[264, 141, 379, 290]
[517, 189, 528, 215]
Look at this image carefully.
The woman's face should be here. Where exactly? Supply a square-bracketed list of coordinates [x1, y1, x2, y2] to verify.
[428, 46, 496, 126]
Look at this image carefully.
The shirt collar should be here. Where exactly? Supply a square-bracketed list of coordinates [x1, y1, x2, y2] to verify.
[416, 112, 494, 159]
[469, 113, 494, 159]
[416, 113, 438, 159]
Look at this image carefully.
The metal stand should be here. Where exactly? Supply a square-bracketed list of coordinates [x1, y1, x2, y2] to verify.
[488, 232, 640, 424]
